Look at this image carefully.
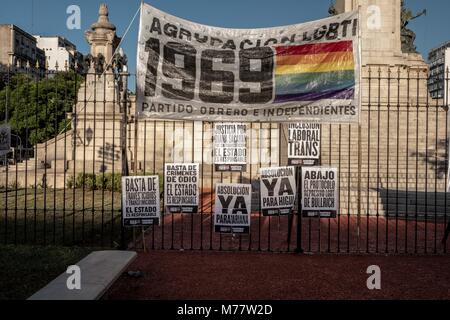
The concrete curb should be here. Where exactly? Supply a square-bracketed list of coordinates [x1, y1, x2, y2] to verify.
[28, 250, 137, 300]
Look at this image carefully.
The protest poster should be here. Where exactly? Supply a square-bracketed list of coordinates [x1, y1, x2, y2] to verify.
[260, 166, 296, 216]
[164, 163, 199, 213]
[214, 183, 251, 234]
[301, 167, 338, 218]
[288, 123, 320, 166]
[122, 175, 161, 227]
[214, 123, 247, 172]
[136, 2, 360, 123]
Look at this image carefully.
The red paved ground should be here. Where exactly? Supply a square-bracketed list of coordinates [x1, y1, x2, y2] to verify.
[134, 213, 449, 254]
[105, 251, 450, 300]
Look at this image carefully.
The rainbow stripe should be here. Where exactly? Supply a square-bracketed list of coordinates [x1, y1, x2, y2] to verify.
[274, 41, 355, 103]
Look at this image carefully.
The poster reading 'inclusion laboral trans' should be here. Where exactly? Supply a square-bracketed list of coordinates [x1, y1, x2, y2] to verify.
[214, 183, 252, 234]
[136, 2, 360, 123]
[260, 166, 297, 216]
[288, 123, 321, 166]
[301, 167, 338, 218]
[122, 176, 161, 227]
[214, 123, 247, 172]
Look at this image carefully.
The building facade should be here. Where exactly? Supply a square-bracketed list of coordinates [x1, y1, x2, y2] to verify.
[428, 41, 450, 100]
[0, 24, 46, 77]
[34, 36, 84, 73]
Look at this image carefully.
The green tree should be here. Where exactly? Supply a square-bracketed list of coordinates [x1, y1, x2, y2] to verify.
[0, 72, 83, 147]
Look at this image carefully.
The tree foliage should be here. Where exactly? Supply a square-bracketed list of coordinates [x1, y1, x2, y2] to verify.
[0, 72, 83, 147]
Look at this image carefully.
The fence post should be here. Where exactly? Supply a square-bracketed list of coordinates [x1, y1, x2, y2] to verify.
[120, 70, 129, 250]
[295, 166, 303, 253]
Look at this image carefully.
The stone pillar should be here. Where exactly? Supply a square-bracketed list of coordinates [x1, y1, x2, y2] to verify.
[85, 4, 121, 63]
[334, 0, 426, 68]
[69, 4, 125, 175]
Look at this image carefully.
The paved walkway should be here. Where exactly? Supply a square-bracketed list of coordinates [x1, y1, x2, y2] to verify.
[105, 251, 450, 300]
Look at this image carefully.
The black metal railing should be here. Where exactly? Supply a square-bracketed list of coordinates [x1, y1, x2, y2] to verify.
[0, 66, 449, 254]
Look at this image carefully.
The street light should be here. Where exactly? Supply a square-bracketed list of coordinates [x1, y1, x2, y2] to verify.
[10, 134, 22, 162]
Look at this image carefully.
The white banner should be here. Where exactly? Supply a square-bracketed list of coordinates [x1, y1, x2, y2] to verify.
[122, 176, 161, 226]
[137, 3, 360, 122]
[164, 163, 199, 213]
[301, 167, 338, 218]
[260, 166, 297, 216]
[214, 183, 251, 234]
[288, 123, 321, 166]
[213, 123, 247, 172]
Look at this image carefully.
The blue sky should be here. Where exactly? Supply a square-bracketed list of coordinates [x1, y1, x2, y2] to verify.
[0, 0, 447, 89]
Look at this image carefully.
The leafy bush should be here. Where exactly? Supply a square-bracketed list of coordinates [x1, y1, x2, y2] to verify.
[73, 173, 96, 190]
[105, 173, 122, 192]
[69, 173, 122, 191]
[66, 175, 75, 189]
[95, 174, 107, 190]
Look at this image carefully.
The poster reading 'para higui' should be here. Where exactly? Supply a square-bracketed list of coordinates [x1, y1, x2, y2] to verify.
[122, 176, 161, 226]
[214, 123, 247, 172]
[164, 163, 199, 213]
[260, 166, 297, 216]
[214, 183, 252, 234]
[301, 167, 338, 218]
[136, 2, 360, 123]
[288, 123, 321, 166]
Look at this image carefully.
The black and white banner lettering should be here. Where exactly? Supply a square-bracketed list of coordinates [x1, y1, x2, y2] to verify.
[288, 123, 321, 166]
[301, 167, 338, 218]
[122, 176, 161, 226]
[164, 163, 199, 213]
[137, 2, 360, 122]
[214, 123, 247, 172]
[260, 166, 296, 216]
[214, 183, 251, 234]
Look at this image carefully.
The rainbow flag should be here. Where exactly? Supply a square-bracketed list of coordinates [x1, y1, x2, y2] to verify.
[274, 41, 355, 103]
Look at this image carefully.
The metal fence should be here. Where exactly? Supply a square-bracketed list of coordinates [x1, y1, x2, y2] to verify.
[0, 66, 449, 254]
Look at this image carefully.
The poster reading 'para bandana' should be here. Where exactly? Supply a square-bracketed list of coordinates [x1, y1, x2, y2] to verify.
[164, 163, 199, 213]
[301, 167, 338, 218]
[136, 2, 360, 123]
[214, 123, 247, 172]
[214, 183, 251, 234]
[122, 176, 161, 227]
[288, 123, 321, 166]
[260, 166, 297, 216]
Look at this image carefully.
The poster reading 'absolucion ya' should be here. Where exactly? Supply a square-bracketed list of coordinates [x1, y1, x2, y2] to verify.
[136, 2, 360, 123]
[214, 183, 252, 234]
[260, 166, 297, 216]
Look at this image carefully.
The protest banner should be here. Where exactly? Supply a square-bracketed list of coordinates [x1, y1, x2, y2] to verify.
[260, 166, 296, 216]
[288, 123, 320, 166]
[214, 183, 251, 234]
[214, 123, 247, 172]
[164, 163, 199, 213]
[301, 167, 338, 218]
[136, 2, 360, 123]
[122, 175, 161, 226]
